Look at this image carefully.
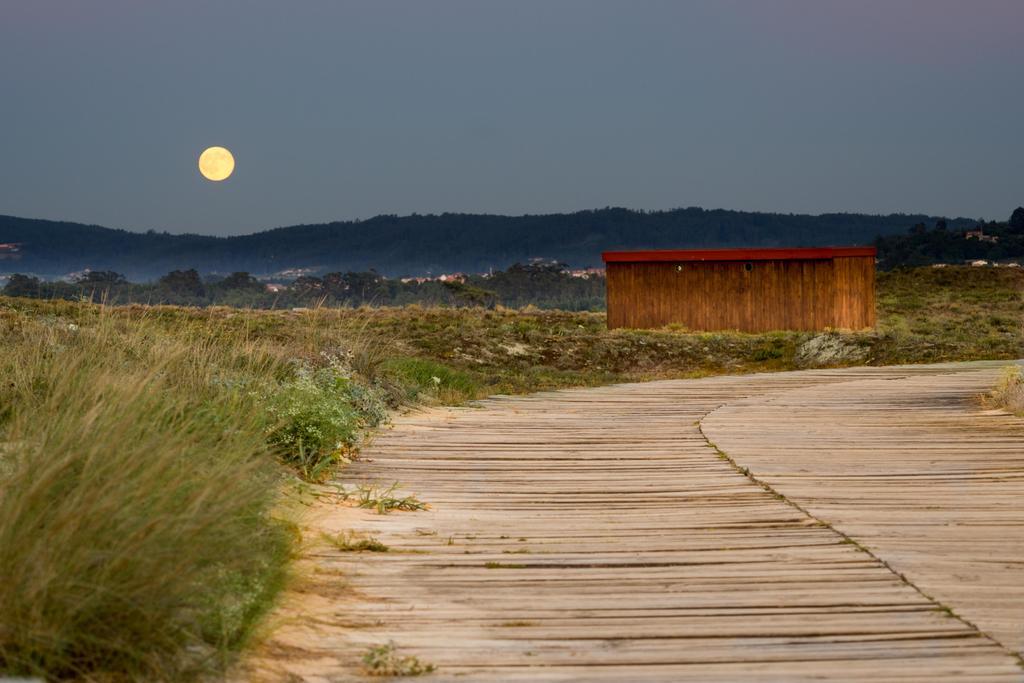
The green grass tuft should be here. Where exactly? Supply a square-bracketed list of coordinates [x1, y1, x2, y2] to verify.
[355, 482, 428, 514]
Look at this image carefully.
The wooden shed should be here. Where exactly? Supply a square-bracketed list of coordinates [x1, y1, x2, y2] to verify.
[602, 246, 876, 332]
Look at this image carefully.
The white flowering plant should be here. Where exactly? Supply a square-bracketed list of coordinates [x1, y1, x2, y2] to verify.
[264, 358, 389, 480]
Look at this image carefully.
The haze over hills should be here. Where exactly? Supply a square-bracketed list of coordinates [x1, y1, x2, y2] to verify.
[0, 208, 974, 280]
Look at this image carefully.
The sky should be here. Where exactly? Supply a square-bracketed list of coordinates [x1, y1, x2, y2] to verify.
[1, 0, 1022, 236]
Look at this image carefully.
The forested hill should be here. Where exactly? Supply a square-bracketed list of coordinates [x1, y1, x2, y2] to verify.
[0, 208, 974, 279]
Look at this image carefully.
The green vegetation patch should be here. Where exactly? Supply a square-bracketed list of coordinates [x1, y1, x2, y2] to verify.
[264, 358, 389, 481]
[382, 356, 481, 404]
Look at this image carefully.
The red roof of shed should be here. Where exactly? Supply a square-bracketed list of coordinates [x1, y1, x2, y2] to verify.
[602, 246, 876, 263]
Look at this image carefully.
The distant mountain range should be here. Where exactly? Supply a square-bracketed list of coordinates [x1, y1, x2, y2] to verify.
[0, 208, 974, 280]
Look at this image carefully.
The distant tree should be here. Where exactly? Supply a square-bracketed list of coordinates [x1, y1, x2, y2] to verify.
[2, 274, 42, 297]
[158, 269, 205, 297]
[910, 222, 928, 235]
[1009, 207, 1024, 234]
[443, 280, 497, 308]
[321, 270, 387, 303]
[934, 219, 947, 232]
[321, 272, 347, 297]
[218, 271, 261, 290]
[344, 271, 386, 302]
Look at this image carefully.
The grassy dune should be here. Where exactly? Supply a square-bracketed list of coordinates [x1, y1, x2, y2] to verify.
[0, 266, 1020, 680]
[0, 310, 298, 680]
[0, 306, 398, 679]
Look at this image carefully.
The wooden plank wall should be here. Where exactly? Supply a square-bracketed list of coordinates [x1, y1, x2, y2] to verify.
[606, 257, 875, 331]
[833, 256, 877, 329]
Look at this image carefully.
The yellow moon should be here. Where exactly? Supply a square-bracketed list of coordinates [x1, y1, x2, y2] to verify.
[198, 146, 235, 181]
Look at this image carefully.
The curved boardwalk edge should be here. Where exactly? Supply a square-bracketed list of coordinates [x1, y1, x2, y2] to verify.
[247, 362, 1024, 682]
[701, 362, 1024, 660]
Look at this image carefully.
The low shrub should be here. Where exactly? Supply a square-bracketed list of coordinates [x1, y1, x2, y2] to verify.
[264, 357, 389, 481]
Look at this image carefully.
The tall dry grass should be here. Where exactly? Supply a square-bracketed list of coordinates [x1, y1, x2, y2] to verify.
[987, 365, 1024, 415]
[0, 306, 293, 680]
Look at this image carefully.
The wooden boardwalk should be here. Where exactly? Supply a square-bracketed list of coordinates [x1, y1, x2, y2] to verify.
[255, 362, 1024, 682]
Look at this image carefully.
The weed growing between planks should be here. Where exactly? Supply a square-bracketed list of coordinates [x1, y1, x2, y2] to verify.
[322, 531, 389, 552]
[355, 482, 428, 514]
[361, 642, 435, 677]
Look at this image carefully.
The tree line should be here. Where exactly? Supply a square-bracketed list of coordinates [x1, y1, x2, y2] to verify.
[875, 207, 1024, 269]
[7, 206, 1022, 309]
[2, 262, 606, 311]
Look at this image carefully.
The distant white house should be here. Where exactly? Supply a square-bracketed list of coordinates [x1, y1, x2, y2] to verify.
[400, 273, 467, 284]
[964, 228, 999, 243]
[569, 268, 606, 279]
[274, 267, 317, 279]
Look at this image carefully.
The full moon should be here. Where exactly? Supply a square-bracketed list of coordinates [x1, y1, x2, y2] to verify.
[198, 146, 235, 181]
